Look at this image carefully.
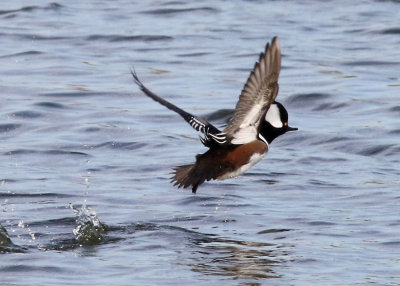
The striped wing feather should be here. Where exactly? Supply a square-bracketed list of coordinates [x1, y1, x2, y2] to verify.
[131, 68, 225, 146]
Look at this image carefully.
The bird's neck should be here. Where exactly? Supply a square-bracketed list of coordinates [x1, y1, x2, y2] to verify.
[259, 122, 284, 144]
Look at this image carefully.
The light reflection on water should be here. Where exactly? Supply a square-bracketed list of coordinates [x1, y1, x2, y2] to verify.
[1, 0, 400, 285]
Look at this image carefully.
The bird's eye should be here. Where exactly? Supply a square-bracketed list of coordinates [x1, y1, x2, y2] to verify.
[284, 122, 288, 126]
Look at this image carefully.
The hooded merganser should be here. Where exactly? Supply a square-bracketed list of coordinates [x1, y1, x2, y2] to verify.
[132, 36, 297, 193]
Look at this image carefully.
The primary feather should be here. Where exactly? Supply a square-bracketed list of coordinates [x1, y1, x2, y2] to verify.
[224, 36, 281, 145]
[130, 68, 225, 146]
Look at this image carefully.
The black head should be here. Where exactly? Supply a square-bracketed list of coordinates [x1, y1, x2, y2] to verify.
[259, 101, 297, 144]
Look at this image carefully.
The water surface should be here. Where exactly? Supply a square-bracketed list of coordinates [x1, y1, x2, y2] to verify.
[1, 1, 400, 285]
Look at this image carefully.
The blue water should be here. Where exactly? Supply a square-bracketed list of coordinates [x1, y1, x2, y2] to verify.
[1, 1, 400, 285]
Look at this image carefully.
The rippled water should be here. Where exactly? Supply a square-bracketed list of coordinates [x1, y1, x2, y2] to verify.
[1, 1, 400, 285]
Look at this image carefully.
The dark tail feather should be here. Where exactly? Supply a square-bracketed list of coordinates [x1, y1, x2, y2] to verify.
[171, 164, 201, 194]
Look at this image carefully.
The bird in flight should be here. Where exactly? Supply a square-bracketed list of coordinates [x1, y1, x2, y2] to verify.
[132, 37, 297, 193]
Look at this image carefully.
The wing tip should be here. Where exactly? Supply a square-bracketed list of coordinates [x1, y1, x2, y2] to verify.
[262, 36, 280, 61]
[271, 36, 280, 49]
[130, 66, 144, 89]
[224, 36, 282, 137]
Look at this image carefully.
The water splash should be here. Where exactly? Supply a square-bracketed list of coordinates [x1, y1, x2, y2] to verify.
[0, 224, 12, 247]
[70, 171, 106, 246]
[70, 204, 105, 246]
[17, 220, 36, 241]
[0, 224, 25, 253]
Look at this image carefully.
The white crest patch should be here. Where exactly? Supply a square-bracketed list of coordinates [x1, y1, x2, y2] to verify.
[265, 104, 282, 128]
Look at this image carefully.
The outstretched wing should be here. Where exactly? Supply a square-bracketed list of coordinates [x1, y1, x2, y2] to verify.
[224, 37, 281, 145]
[131, 68, 226, 146]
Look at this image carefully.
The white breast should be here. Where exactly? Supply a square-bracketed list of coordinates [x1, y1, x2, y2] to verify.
[218, 152, 265, 180]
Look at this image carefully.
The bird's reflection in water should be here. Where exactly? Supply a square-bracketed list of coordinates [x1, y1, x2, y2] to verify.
[185, 231, 291, 280]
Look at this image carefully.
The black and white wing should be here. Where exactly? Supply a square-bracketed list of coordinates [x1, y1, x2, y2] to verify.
[224, 37, 281, 145]
[131, 68, 226, 147]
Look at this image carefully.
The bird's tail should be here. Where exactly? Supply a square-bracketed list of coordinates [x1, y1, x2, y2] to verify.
[171, 164, 200, 193]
